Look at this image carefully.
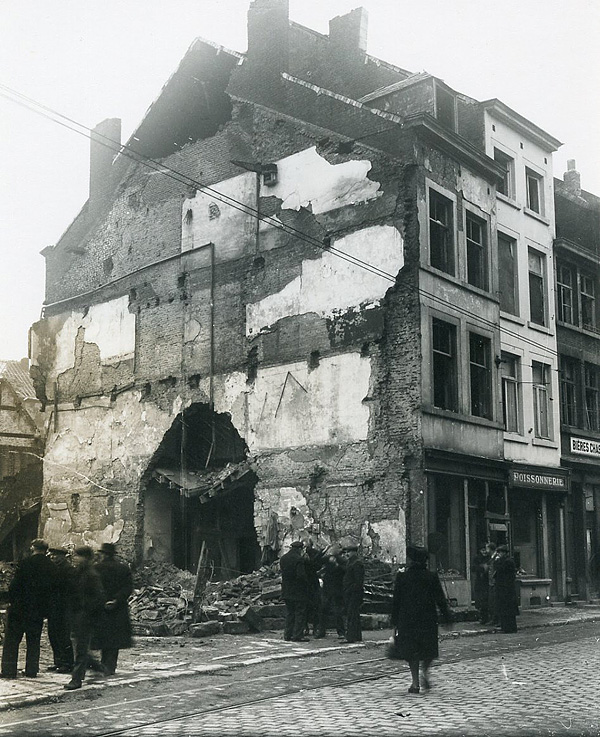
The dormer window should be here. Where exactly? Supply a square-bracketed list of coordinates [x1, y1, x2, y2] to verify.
[435, 84, 456, 132]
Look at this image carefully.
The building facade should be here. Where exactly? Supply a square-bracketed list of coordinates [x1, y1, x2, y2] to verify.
[28, 0, 584, 601]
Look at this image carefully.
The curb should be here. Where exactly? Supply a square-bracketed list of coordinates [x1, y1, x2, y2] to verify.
[2, 612, 599, 712]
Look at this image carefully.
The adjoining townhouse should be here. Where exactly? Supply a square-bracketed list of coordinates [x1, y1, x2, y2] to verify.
[0, 360, 43, 559]
[554, 161, 600, 601]
[28, 1, 576, 604]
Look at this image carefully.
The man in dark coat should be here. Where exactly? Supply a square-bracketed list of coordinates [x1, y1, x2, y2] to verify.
[305, 539, 327, 637]
[280, 540, 309, 642]
[494, 545, 518, 633]
[471, 544, 492, 624]
[64, 546, 106, 690]
[315, 543, 345, 639]
[342, 543, 364, 643]
[93, 542, 134, 675]
[391, 545, 452, 693]
[1, 539, 55, 678]
[47, 547, 75, 673]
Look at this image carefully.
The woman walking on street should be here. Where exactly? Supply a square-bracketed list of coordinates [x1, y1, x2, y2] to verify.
[494, 545, 519, 633]
[391, 545, 452, 694]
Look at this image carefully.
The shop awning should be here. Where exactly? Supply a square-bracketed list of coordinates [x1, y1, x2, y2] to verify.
[152, 461, 253, 502]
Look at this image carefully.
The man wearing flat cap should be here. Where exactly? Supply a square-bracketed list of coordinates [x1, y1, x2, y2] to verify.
[92, 542, 134, 675]
[1, 539, 55, 679]
[280, 540, 310, 642]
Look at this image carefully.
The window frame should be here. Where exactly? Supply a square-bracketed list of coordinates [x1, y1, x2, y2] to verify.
[556, 263, 576, 325]
[528, 248, 547, 327]
[559, 355, 579, 427]
[465, 211, 489, 291]
[494, 148, 515, 199]
[428, 188, 455, 276]
[584, 363, 600, 432]
[432, 317, 459, 412]
[501, 352, 521, 434]
[498, 231, 519, 315]
[525, 167, 544, 215]
[580, 272, 596, 331]
[468, 331, 493, 420]
[532, 361, 552, 440]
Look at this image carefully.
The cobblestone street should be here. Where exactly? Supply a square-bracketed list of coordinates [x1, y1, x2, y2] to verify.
[1, 618, 599, 736]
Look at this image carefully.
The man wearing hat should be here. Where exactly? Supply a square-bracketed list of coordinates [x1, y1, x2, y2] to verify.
[92, 542, 134, 675]
[1, 539, 55, 679]
[47, 547, 74, 673]
[280, 540, 309, 642]
[64, 546, 106, 690]
[342, 542, 364, 643]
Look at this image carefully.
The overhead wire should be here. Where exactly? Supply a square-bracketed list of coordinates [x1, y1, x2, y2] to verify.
[0, 81, 567, 368]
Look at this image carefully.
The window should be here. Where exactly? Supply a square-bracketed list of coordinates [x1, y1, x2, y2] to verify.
[560, 356, 579, 427]
[526, 168, 544, 215]
[532, 362, 551, 439]
[466, 213, 488, 290]
[432, 318, 458, 411]
[580, 274, 596, 331]
[501, 353, 521, 433]
[494, 148, 514, 198]
[585, 363, 600, 431]
[429, 190, 454, 275]
[557, 264, 575, 324]
[498, 233, 518, 315]
[435, 85, 456, 132]
[528, 249, 547, 326]
[469, 332, 492, 419]
[431, 475, 465, 575]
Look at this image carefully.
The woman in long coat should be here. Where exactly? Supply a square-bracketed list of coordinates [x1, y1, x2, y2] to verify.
[391, 545, 452, 693]
[92, 543, 133, 675]
[493, 545, 518, 633]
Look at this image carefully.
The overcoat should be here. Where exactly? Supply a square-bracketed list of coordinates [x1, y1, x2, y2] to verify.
[391, 563, 451, 661]
[93, 557, 134, 650]
[8, 553, 56, 621]
[493, 555, 519, 617]
[280, 547, 308, 601]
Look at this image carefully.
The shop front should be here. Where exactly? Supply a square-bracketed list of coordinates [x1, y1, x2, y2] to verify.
[508, 466, 570, 601]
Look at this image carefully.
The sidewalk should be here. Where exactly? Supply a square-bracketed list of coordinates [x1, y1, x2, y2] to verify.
[1, 603, 599, 713]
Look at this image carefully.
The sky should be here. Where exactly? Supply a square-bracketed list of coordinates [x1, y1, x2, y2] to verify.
[0, 0, 598, 361]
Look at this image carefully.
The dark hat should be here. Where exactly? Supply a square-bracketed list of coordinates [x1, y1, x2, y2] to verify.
[48, 546, 68, 555]
[31, 539, 48, 552]
[73, 545, 94, 559]
[290, 540, 304, 548]
[406, 545, 429, 563]
[99, 542, 117, 556]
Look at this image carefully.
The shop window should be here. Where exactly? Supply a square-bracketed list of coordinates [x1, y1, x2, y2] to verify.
[526, 168, 544, 215]
[466, 213, 488, 291]
[528, 249, 547, 326]
[486, 483, 506, 516]
[532, 361, 552, 439]
[585, 363, 600, 432]
[556, 263, 575, 325]
[494, 148, 515, 199]
[498, 233, 518, 315]
[580, 273, 596, 331]
[429, 190, 454, 275]
[432, 318, 458, 411]
[469, 332, 492, 419]
[432, 476, 465, 575]
[501, 353, 521, 433]
[559, 356, 579, 427]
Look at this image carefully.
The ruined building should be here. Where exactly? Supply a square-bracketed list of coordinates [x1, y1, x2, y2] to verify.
[31, 1, 579, 602]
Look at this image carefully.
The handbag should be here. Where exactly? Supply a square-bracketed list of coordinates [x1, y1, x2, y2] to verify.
[385, 629, 403, 660]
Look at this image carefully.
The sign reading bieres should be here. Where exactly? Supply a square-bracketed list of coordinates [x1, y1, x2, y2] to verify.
[570, 436, 600, 458]
[509, 469, 568, 491]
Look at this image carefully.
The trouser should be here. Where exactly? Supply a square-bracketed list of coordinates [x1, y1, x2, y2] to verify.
[101, 648, 119, 674]
[499, 612, 517, 633]
[343, 591, 363, 642]
[307, 586, 322, 634]
[317, 590, 345, 637]
[70, 614, 100, 684]
[283, 599, 308, 641]
[1, 609, 43, 676]
[48, 607, 74, 668]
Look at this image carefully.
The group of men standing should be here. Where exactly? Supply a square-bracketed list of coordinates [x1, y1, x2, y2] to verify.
[279, 539, 364, 644]
[1, 539, 133, 690]
[472, 542, 519, 633]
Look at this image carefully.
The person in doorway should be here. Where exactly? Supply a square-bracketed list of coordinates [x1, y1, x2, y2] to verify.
[1, 539, 55, 679]
[471, 544, 492, 625]
[280, 540, 309, 642]
[494, 545, 519, 633]
[391, 545, 452, 693]
[342, 543, 364, 643]
[64, 546, 106, 690]
[486, 542, 499, 626]
[47, 547, 75, 673]
[92, 543, 134, 675]
[315, 543, 346, 639]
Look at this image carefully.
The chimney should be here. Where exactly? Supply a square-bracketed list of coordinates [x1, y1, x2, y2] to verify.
[247, 0, 289, 75]
[90, 118, 121, 203]
[329, 7, 369, 56]
[563, 159, 581, 197]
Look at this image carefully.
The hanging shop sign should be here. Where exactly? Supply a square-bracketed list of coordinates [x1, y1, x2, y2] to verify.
[570, 436, 600, 458]
[509, 467, 569, 491]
